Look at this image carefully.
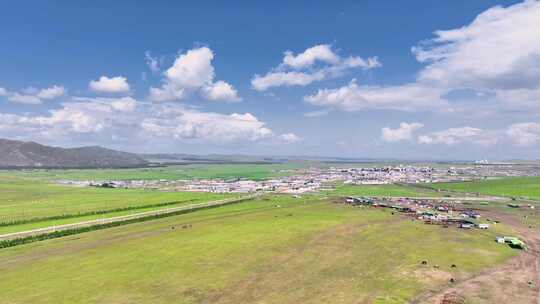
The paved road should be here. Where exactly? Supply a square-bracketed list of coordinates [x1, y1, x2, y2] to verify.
[0, 194, 260, 242]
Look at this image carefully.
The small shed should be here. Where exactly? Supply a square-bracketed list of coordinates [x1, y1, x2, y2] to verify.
[459, 223, 474, 229]
[504, 237, 526, 250]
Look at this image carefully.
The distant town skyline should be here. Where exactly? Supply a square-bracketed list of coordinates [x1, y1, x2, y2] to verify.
[1, 0, 540, 160]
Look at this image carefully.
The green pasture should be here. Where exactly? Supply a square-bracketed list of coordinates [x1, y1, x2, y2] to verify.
[0, 163, 314, 182]
[0, 195, 515, 304]
[0, 177, 233, 225]
[431, 176, 540, 200]
[328, 183, 441, 197]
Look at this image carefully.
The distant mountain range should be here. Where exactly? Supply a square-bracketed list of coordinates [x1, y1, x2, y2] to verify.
[0, 138, 496, 169]
[139, 153, 390, 164]
[0, 138, 371, 169]
[0, 139, 148, 168]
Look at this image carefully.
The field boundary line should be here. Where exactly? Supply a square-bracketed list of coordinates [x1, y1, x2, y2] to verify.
[0, 193, 261, 247]
[0, 199, 199, 227]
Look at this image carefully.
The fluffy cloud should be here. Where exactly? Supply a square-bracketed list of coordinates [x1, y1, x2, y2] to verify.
[8, 93, 43, 105]
[110, 97, 138, 112]
[71, 96, 138, 113]
[36, 85, 66, 100]
[305, 2, 540, 114]
[0, 97, 294, 146]
[148, 84, 185, 102]
[381, 122, 424, 142]
[506, 122, 540, 146]
[89, 76, 130, 93]
[413, 1, 540, 91]
[0, 102, 114, 135]
[252, 71, 326, 91]
[149, 47, 240, 102]
[141, 108, 274, 143]
[412, 123, 540, 147]
[283, 44, 340, 68]
[4, 85, 66, 105]
[144, 51, 160, 73]
[165, 47, 214, 89]
[278, 133, 301, 144]
[251, 44, 380, 91]
[304, 80, 450, 112]
[201, 80, 242, 102]
[494, 88, 540, 111]
[0, 97, 140, 141]
[418, 127, 497, 146]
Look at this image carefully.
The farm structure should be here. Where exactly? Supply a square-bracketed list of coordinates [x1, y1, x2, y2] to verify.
[496, 236, 527, 250]
[342, 196, 491, 230]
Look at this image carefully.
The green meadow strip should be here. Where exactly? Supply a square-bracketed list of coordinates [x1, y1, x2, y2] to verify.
[0, 196, 255, 249]
[0, 199, 197, 227]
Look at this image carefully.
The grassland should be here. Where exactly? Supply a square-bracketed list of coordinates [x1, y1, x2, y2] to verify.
[0, 163, 315, 231]
[431, 176, 540, 200]
[1, 162, 316, 182]
[0, 176, 233, 232]
[328, 183, 442, 197]
[0, 195, 516, 304]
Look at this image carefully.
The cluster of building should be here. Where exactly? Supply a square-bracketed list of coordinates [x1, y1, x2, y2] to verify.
[343, 196, 491, 230]
[448, 163, 540, 179]
[57, 165, 441, 193]
[58, 177, 327, 194]
[57, 163, 539, 194]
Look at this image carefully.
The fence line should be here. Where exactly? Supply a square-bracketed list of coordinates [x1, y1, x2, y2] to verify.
[0, 194, 260, 242]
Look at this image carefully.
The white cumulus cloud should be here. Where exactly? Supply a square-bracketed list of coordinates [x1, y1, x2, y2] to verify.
[381, 122, 424, 142]
[252, 71, 326, 91]
[8, 93, 43, 105]
[201, 80, 242, 102]
[283, 44, 340, 69]
[251, 44, 380, 91]
[278, 133, 301, 144]
[413, 1, 540, 91]
[148, 84, 185, 102]
[304, 80, 450, 112]
[141, 108, 274, 143]
[506, 122, 540, 146]
[165, 47, 214, 89]
[36, 85, 66, 100]
[89, 76, 130, 93]
[0, 97, 295, 146]
[4, 85, 66, 105]
[149, 47, 240, 102]
[418, 127, 497, 146]
[306, 2, 540, 114]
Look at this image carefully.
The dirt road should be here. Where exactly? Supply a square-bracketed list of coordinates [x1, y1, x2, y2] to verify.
[411, 208, 540, 304]
[0, 194, 259, 243]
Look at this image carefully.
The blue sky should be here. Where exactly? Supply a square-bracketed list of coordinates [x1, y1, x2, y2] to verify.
[1, 0, 540, 160]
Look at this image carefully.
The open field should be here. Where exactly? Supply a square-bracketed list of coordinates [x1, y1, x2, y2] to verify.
[328, 183, 442, 198]
[0, 195, 257, 245]
[431, 176, 540, 200]
[1, 167, 538, 303]
[0, 163, 318, 182]
[0, 195, 517, 304]
[0, 176, 233, 228]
